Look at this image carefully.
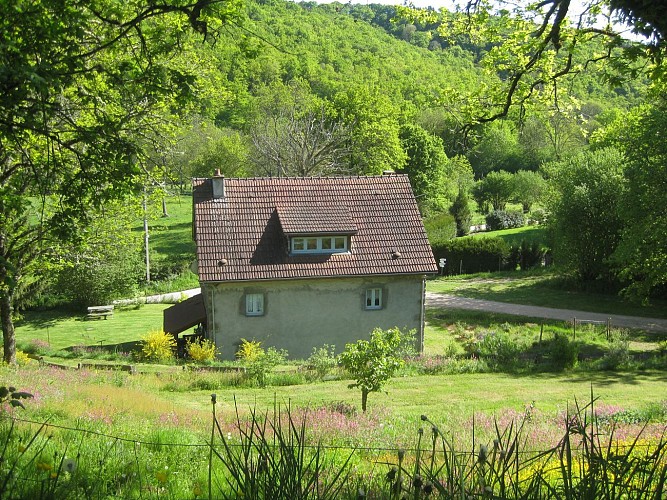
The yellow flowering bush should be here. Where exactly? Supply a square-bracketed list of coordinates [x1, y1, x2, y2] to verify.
[140, 329, 176, 363]
[186, 338, 218, 363]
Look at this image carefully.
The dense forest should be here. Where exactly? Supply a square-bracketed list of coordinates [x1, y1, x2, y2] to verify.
[2, 0, 665, 362]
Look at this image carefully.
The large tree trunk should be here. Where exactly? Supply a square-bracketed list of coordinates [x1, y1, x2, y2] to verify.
[1, 292, 16, 364]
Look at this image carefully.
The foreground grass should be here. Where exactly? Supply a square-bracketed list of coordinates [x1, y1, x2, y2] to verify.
[428, 272, 667, 319]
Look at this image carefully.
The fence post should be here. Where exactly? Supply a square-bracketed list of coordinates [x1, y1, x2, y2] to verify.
[573, 318, 576, 340]
[539, 323, 543, 344]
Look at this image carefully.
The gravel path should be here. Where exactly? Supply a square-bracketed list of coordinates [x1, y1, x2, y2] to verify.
[426, 292, 667, 333]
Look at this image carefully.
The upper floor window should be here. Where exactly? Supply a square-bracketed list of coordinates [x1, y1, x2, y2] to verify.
[291, 236, 348, 254]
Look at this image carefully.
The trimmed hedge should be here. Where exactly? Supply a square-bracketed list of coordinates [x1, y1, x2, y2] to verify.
[485, 210, 525, 231]
[432, 236, 509, 274]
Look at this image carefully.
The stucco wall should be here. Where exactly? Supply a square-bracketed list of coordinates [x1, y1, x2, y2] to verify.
[202, 275, 426, 360]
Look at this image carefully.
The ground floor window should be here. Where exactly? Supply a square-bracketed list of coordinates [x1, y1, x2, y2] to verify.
[365, 288, 382, 310]
[245, 293, 264, 316]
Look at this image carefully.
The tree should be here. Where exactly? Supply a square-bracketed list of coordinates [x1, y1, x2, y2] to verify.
[432, 0, 666, 134]
[398, 124, 449, 215]
[469, 121, 523, 176]
[592, 91, 667, 300]
[473, 171, 515, 212]
[0, 1, 241, 364]
[334, 86, 407, 175]
[249, 81, 351, 177]
[339, 327, 405, 412]
[56, 202, 144, 307]
[449, 189, 472, 236]
[543, 147, 626, 282]
[512, 170, 547, 213]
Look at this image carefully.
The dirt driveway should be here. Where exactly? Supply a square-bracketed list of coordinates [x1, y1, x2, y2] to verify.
[425, 292, 667, 333]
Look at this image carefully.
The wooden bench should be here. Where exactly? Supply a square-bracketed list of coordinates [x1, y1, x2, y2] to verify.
[86, 305, 114, 320]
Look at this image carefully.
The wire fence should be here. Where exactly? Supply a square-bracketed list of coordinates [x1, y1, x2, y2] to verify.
[9, 415, 662, 457]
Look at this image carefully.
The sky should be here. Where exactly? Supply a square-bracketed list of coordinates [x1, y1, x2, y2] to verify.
[306, 0, 641, 40]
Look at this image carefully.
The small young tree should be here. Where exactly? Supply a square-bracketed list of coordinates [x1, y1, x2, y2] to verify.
[339, 327, 405, 412]
[449, 189, 472, 236]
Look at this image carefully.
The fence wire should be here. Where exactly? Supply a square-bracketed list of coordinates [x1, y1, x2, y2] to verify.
[7, 415, 662, 457]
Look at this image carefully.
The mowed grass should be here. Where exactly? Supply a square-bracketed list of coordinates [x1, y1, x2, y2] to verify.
[427, 273, 667, 319]
[142, 194, 195, 259]
[15, 304, 169, 352]
[468, 225, 547, 246]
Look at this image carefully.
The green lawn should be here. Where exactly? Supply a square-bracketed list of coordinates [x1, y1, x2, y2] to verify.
[468, 225, 547, 246]
[15, 304, 169, 352]
[427, 273, 667, 319]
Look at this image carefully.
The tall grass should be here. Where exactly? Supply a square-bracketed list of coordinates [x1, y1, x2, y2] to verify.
[2, 390, 665, 499]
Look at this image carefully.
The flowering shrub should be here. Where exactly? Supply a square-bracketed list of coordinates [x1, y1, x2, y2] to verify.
[15, 350, 37, 367]
[236, 338, 263, 362]
[237, 340, 288, 387]
[185, 338, 218, 363]
[140, 329, 176, 363]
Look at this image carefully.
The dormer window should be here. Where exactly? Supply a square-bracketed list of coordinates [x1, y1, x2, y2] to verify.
[276, 204, 357, 256]
[291, 236, 348, 254]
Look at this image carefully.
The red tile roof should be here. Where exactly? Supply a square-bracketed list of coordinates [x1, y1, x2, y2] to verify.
[193, 175, 438, 282]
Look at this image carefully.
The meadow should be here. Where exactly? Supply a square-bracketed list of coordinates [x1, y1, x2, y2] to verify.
[4, 195, 667, 497]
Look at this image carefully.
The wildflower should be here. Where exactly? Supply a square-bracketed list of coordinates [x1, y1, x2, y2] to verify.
[61, 458, 77, 473]
[193, 484, 203, 497]
[397, 448, 405, 461]
[412, 474, 423, 489]
[17, 444, 26, 453]
[50, 472, 58, 479]
[423, 482, 434, 495]
[386, 466, 397, 481]
[36, 461, 52, 471]
[420, 414, 428, 421]
[156, 471, 168, 484]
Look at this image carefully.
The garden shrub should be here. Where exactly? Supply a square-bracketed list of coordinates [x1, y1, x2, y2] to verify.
[236, 338, 263, 362]
[307, 344, 338, 380]
[432, 236, 509, 274]
[237, 340, 288, 387]
[140, 329, 176, 363]
[485, 210, 525, 231]
[476, 331, 521, 369]
[508, 239, 546, 270]
[599, 333, 630, 370]
[547, 333, 579, 370]
[185, 338, 218, 363]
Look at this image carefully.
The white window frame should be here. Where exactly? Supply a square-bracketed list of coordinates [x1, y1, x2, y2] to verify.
[291, 236, 348, 254]
[245, 293, 264, 316]
[365, 288, 382, 310]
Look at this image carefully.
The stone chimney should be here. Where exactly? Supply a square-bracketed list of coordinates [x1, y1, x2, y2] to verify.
[212, 168, 225, 200]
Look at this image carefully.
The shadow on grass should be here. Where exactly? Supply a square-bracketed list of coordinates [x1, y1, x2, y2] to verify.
[15, 309, 83, 329]
[426, 308, 571, 330]
[64, 340, 140, 353]
[523, 370, 667, 385]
